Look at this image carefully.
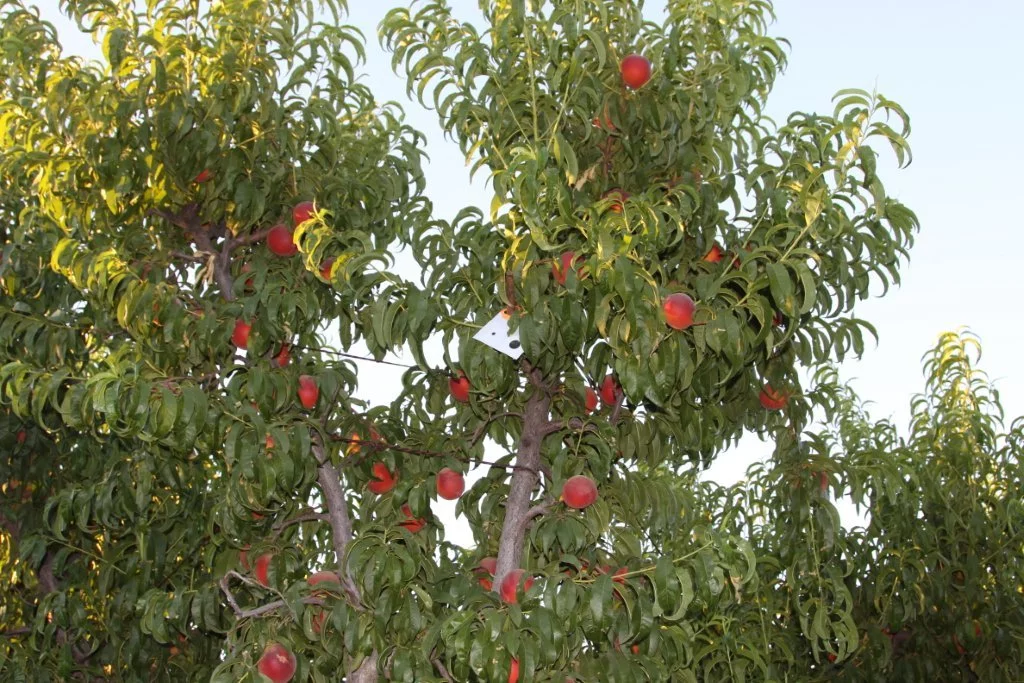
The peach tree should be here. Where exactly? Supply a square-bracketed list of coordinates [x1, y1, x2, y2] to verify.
[792, 331, 1024, 682]
[10, 1, 1015, 682]
[0, 0, 432, 680]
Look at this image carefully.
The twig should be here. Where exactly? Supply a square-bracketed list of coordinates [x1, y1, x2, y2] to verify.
[270, 510, 328, 540]
[231, 226, 273, 247]
[219, 571, 326, 619]
[169, 250, 205, 263]
[0, 627, 31, 638]
[322, 382, 346, 430]
[432, 656, 455, 683]
[469, 411, 522, 448]
[328, 433, 533, 473]
[234, 600, 294, 620]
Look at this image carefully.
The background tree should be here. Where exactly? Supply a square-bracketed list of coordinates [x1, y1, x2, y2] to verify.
[0, 0, 431, 680]
[5, 2, 1016, 683]
[806, 331, 1024, 682]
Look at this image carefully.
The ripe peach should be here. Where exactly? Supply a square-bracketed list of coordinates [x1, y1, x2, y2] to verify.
[562, 475, 598, 510]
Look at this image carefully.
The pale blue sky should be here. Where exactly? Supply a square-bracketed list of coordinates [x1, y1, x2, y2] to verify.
[48, 1, 1024, 541]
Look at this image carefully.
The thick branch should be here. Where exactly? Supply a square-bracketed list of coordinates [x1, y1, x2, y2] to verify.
[38, 552, 59, 593]
[0, 512, 20, 542]
[192, 230, 235, 302]
[312, 437, 363, 610]
[494, 366, 553, 586]
[348, 652, 379, 683]
[213, 246, 235, 301]
[524, 500, 554, 525]
[538, 419, 567, 437]
[309, 438, 380, 682]
[153, 205, 248, 301]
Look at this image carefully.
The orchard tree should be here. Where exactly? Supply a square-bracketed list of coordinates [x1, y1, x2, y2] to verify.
[765, 331, 1024, 682]
[0, 0, 433, 680]
[11, 0, 1020, 682]
[376, 0, 918, 678]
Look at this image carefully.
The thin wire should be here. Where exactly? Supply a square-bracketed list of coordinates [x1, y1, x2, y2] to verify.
[298, 346, 431, 371]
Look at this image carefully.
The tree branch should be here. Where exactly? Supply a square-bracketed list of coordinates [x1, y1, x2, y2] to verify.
[38, 552, 59, 593]
[237, 595, 326, 621]
[524, 500, 554, 525]
[152, 205, 247, 301]
[0, 511, 20, 543]
[314, 403, 379, 681]
[219, 571, 326, 619]
[538, 419, 567, 437]
[219, 570, 265, 616]
[270, 509, 328, 540]
[231, 226, 273, 247]
[609, 385, 627, 425]
[564, 416, 599, 434]
[312, 436, 363, 609]
[432, 656, 455, 683]
[469, 410, 522, 448]
[169, 250, 205, 263]
[328, 430, 530, 473]
[192, 230, 235, 302]
[348, 653, 379, 683]
[0, 627, 31, 638]
[219, 574, 244, 616]
[494, 364, 554, 587]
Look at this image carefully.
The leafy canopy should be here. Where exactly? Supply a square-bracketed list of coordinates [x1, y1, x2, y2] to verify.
[2, 1, 1018, 682]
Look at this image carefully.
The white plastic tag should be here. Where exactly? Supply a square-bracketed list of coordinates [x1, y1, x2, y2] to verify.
[473, 308, 523, 359]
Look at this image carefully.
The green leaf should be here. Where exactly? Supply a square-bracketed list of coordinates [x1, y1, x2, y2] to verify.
[766, 263, 796, 317]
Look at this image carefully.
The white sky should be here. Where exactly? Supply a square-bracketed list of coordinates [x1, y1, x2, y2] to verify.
[46, 0, 1024, 545]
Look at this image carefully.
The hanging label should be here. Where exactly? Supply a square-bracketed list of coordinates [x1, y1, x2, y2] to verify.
[473, 308, 523, 359]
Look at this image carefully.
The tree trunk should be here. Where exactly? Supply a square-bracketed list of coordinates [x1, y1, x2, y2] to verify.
[494, 378, 552, 587]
